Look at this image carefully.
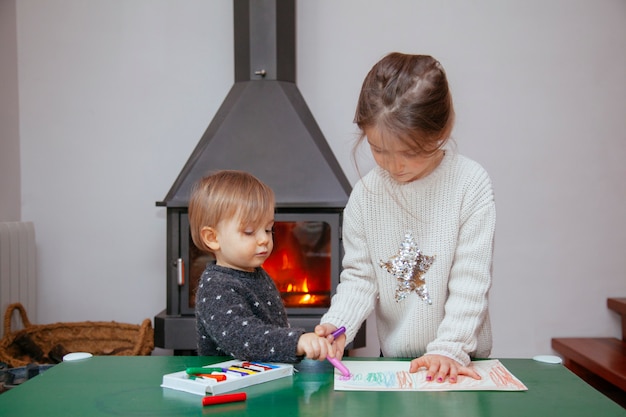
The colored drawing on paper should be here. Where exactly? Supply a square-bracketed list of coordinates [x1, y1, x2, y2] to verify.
[333, 359, 527, 391]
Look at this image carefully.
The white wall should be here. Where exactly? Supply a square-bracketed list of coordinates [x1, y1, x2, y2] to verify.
[0, 0, 20, 222]
[13, 0, 626, 359]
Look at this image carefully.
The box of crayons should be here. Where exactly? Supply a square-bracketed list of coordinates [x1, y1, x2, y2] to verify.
[161, 359, 294, 395]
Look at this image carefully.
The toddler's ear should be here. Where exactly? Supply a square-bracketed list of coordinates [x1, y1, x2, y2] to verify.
[200, 227, 220, 251]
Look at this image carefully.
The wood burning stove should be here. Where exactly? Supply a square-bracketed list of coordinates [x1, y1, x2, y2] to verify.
[154, 208, 353, 352]
[169, 210, 341, 319]
[153, 0, 365, 353]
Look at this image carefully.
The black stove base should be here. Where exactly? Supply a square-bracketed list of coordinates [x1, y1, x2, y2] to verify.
[154, 310, 366, 354]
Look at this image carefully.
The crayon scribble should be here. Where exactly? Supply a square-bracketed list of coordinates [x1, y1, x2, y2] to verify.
[396, 371, 415, 389]
[348, 371, 397, 387]
[488, 364, 527, 390]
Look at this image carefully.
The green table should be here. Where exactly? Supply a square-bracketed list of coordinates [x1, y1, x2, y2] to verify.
[0, 356, 624, 416]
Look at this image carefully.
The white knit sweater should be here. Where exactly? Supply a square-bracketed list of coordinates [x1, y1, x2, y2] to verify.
[321, 150, 495, 366]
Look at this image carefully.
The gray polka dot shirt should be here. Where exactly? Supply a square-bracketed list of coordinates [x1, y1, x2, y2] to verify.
[195, 263, 305, 363]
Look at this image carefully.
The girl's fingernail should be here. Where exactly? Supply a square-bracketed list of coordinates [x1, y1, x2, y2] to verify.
[426, 375, 432, 381]
[437, 377, 443, 382]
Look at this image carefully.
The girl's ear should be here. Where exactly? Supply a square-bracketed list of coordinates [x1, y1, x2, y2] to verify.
[200, 227, 220, 251]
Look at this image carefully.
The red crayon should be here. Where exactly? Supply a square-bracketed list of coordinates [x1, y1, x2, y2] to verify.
[196, 374, 227, 382]
[202, 392, 247, 406]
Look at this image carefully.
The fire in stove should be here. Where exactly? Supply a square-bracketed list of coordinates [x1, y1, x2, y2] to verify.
[263, 221, 332, 308]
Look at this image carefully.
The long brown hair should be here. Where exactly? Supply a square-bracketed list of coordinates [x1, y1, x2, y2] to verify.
[353, 53, 455, 162]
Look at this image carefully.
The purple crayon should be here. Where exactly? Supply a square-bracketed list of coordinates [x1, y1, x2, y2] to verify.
[327, 326, 351, 377]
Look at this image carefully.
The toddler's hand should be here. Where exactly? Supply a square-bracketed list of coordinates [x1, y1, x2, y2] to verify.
[296, 332, 334, 360]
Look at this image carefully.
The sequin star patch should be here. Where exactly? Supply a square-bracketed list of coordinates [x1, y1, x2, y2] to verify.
[379, 232, 435, 303]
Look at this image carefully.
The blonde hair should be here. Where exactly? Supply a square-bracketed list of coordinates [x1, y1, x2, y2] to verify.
[188, 170, 275, 253]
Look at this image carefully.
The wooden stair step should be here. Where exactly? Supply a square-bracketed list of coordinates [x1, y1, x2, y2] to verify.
[552, 337, 626, 392]
[608, 298, 626, 316]
[607, 298, 626, 341]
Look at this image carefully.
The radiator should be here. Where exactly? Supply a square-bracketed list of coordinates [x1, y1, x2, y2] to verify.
[0, 222, 36, 332]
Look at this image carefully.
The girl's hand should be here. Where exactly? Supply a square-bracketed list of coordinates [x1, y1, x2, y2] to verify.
[314, 323, 346, 360]
[409, 354, 481, 383]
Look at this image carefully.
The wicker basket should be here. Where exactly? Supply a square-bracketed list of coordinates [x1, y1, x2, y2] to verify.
[0, 303, 154, 368]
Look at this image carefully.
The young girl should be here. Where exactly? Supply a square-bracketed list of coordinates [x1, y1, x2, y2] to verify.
[190, 170, 334, 362]
[316, 53, 496, 383]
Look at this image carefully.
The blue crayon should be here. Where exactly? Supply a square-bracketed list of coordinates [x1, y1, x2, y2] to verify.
[249, 361, 279, 369]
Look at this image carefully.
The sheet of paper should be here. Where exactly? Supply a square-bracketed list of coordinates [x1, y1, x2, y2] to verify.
[333, 359, 527, 391]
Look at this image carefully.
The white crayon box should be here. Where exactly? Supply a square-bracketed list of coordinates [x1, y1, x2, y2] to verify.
[161, 359, 294, 396]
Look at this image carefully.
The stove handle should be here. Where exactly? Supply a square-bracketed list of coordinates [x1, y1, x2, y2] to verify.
[177, 258, 185, 286]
